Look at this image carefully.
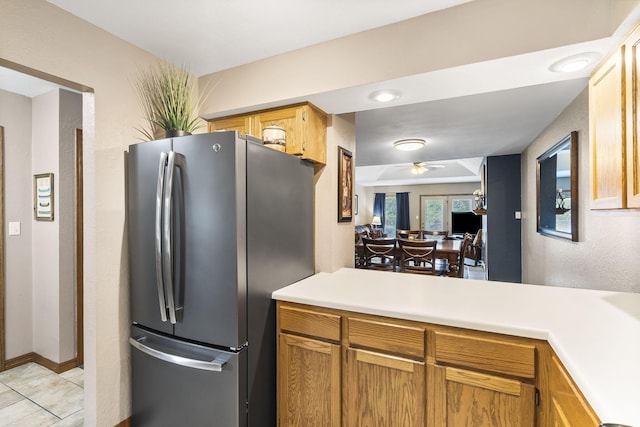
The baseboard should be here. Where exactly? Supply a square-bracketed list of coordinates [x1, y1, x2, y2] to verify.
[4, 352, 78, 373]
[114, 417, 131, 427]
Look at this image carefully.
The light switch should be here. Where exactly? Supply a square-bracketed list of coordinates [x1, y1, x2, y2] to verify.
[514, 211, 522, 220]
[9, 221, 21, 236]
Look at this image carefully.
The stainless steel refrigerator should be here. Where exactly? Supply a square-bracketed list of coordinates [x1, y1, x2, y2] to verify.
[127, 131, 314, 427]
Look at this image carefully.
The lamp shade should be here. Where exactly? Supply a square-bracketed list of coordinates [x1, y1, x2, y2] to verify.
[371, 215, 382, 226]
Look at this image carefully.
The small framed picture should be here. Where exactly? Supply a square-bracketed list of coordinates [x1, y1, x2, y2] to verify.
[338, 146, 353, 222]
[34, 173, 54, 221]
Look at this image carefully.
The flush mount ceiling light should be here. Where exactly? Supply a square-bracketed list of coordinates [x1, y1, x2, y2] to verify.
[369, 89, 401, 103]
[549, 52, 601, 73]
[393, 138, 425, 151]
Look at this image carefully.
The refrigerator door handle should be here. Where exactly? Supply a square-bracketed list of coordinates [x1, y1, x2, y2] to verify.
[163, 151, 178, 324]
[129, 336, 228, 372]
[155, 151, 169, 322]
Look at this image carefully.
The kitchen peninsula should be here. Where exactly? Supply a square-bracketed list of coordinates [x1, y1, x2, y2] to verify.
[273, 268, 640, 426]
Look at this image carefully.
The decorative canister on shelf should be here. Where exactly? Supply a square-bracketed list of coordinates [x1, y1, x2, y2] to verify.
[262, 126, 286, 152]
[473, 189, 485, 211]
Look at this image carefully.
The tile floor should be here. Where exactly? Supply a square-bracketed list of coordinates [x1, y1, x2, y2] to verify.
[0, 363, 83, 426]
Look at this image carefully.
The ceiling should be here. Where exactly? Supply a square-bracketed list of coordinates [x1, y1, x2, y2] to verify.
[4, 1, 639, 186]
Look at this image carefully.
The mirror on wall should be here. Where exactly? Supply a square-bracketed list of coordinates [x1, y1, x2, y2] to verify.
[536, 131, 578, 241]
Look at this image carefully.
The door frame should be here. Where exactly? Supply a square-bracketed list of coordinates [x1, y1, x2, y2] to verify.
[0, 126, 5, 371]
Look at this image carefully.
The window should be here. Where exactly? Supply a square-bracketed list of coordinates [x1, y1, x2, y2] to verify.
[383, 195, 396, 236]
[420, 195, 475, 233]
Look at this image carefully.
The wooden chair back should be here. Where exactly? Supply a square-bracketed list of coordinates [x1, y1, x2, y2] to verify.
[456, 234, 474, 278]
[396, 229, 421, 239]
[362, 237, 397, 271]
[422, 230, 449, 238]
[397, 238, 438, 275]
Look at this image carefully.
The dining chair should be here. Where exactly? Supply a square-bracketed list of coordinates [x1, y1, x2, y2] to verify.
[465, 229, 483, 266]
[396, 229, 421, 239]
[397, 238, 438, 275]
[422, 230, 449, 239]
[361, 237, 397, 271]
[455, 233, 474, 278]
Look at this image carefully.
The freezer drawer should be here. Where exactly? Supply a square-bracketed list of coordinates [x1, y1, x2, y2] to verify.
[130, 326, 247, 427]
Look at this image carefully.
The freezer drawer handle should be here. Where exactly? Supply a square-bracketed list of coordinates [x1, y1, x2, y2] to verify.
[155, 151, 169, 322]
[129, 336, 228, 372]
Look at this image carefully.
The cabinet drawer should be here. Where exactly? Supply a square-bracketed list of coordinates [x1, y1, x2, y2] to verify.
[348, 317, 425, 358]
[434, 331, 535, 379]
[279, 305, 341, 342]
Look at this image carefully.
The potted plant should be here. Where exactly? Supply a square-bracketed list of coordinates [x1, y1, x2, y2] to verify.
[134, 62, 204, 140]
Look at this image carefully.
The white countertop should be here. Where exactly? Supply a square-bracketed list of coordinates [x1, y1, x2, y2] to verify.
[272, 268, 640, 426]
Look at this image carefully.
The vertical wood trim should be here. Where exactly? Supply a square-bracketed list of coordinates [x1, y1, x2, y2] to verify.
[0, 126, 5, 371]
[75, 128, 84, 366]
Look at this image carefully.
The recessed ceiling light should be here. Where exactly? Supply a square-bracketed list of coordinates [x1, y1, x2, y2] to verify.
[369, 89, 401, 103]
[549, 52, 601, 73]
[393, 138, 425, 151]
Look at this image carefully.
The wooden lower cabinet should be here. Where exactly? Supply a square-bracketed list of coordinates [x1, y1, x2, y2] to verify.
[547, 353, 599, 427]
[431, 364, 535, 426]
[276, 302, 600, 427]
[346, 347, 425, 427]
[278, 333, 341, 427]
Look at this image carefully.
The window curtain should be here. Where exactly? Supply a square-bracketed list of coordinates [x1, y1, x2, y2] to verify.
[373, 193, 386, 230]
[396, 192, 410, 230]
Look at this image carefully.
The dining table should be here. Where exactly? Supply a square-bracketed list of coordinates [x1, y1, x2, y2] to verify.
[356, 237, 463, 277]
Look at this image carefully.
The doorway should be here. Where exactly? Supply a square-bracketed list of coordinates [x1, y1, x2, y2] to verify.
[0, 68, 87, 373]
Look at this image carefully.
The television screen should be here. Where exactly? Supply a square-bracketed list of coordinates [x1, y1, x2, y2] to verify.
[451, 212, 482, 236]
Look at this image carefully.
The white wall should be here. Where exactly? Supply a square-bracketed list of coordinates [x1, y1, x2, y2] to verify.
[0, 89, 33, 359]
[521, 88, 640, 293]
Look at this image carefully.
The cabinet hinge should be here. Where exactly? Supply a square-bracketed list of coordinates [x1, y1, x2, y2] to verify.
[535, 389, 540, 406]
[302, 110, 307, 121]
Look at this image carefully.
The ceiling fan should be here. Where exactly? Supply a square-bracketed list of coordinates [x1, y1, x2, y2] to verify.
[395, 162, 446, 175]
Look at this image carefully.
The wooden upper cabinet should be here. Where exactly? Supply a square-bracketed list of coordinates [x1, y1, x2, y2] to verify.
[625, 25, 640, 208]
[589, 21, 640, 209]
[207, 115, 252, 135]
[589, 47, 626, 209]
[207, 102, 327, 165]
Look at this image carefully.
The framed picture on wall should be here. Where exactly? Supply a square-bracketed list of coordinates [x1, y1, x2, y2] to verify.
[338, 146, 353, 222]
[34, 173, 54, 221]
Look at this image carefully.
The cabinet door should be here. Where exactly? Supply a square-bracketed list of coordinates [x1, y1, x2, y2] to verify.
[589, 47, 626, 209]
[208, 116, 253, 135]
[346, 348, 425, 427]
[433, 364, 535, 427]
[253, 106, 304, 156]
[547, 355, 600, 427]
[625, 26, 640, 208]
[278, 333, 341, 427]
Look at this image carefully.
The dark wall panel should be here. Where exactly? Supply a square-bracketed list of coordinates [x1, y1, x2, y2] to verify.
[486, 154, 522, 283]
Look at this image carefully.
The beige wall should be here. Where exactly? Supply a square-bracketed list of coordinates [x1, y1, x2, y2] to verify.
[1, 1, 163, 424]
[315, 113, 357, 272]
[521, 88, 640, 293]
[199, 0, 621, 116]
[30, 88, 80, 363]
[0, 89, 33, 359]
